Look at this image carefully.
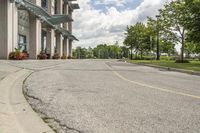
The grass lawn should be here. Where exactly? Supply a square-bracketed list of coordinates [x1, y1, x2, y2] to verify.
[127, 60, 200, 72]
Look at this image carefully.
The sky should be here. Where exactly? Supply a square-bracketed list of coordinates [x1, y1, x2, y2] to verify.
[72, 0, 172, 48]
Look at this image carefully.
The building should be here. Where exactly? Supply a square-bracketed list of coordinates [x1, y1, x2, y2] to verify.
[0, 0, 79, 59]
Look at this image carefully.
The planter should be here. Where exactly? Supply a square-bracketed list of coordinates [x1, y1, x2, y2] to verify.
[52, 53, 60, 59]
[9, 52, 27, 60]
[61, 54, 67, 59]
[67, 56, 72, 59]
[37, 53, 48, 60]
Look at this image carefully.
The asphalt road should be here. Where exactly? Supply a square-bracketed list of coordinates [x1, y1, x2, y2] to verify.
[16, 59, 200, 133]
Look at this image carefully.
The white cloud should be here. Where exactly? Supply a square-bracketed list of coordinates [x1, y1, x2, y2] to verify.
[72, 0, 171, 48]
[94, 0, 128, 7]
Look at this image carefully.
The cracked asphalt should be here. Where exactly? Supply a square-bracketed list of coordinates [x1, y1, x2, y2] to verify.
[6, 59, 200, 133]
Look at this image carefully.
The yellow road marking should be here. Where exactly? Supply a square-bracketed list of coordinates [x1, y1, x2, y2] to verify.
[106, 62, 200, 100]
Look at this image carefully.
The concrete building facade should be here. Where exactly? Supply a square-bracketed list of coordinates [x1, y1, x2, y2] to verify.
[0, 0, 79, 59]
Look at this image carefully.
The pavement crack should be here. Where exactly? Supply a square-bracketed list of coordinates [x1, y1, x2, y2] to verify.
[22, 69, 83, 133]
[24, 92, 43, 104]
[46, 117, 83, 133]
[33, 109, 83, 133]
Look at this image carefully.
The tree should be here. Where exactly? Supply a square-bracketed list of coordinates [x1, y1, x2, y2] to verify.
[124, 23, 151, 59]
[93, 44, 109, 59]
[185, 0, 200, 43]
[185, 42, 196, 58]
[120, 46, 129, 58]
[159, 0, 190, 62]
[147, 18, 159, 56]
[73, 47, 88, 59]
[148, 16, 178, 58]
[86, 47, 94, 59]
[108, 45, 121, 59]
[124, 26, 136, 60]
[160, 40, 176, 56]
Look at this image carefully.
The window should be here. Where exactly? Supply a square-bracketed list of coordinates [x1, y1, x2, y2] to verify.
[42, 0, 48, 10]
[18, 34, 27, 52]
[54, 0, 58, 14]
[41, 31, 47, 52]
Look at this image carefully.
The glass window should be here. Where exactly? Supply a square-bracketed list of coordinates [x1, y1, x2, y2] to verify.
[42, 0, 48, 10]
[54, 0, 57, 14]
[18, 34, 27, 52]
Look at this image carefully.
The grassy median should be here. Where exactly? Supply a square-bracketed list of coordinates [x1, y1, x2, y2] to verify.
[127, 60, 200, 72]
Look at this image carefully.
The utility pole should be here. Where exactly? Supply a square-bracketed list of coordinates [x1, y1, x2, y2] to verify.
[156, 15, 161, 60]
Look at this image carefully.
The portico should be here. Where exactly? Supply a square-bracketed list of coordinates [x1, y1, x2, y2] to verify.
[0, 0, 79, 59]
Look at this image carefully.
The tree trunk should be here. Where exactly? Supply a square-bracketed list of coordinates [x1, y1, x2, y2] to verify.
[130, 49, 133, 60]
[136, 51, 138, 59]
[130, 44, 133, 60]
[181, 34, 185, 62]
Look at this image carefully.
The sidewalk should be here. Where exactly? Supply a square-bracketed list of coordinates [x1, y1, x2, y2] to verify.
[0, 63, 54, 133]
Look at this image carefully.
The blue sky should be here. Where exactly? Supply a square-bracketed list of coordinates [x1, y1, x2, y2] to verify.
[73, 0, 171, 48]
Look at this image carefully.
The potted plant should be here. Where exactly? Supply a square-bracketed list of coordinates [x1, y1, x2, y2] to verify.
[52, 53, 60, 59]
[61, 54, 67, 59]
[67, 55, 72, 59]
[9, 48, 27, 60]
[22, 50, 29, 59]
[37, 51, 48, 60]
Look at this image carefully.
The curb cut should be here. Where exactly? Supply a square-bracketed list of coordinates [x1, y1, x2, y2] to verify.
[123, 60, 200, 76]
[0, 69, 55, 133]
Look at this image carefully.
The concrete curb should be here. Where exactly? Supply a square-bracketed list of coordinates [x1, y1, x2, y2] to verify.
[124, 60, 200, 76]
[0, 69, 54, 133]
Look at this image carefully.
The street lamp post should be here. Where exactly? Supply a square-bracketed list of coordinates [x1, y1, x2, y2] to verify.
[156, 15, 161, 60]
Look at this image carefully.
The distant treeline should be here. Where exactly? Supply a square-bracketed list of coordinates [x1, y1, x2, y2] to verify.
[73, 44, 129, 59]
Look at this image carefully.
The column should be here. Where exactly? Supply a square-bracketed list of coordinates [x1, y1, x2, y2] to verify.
[68, 40, 72, 57]
[55, 0, 63, 57]
[0, 1, 15, 59]
[57, 0, 63, 14]
[63, 3, 69, 57]
[56, 33, 63, 57]
[63, 3, 69, 30]
[12, 3, 18, 51]
[46, 0, 55, 58]
[29, 0, 41, 59]
[63, 38, 68, 56]
[67, 9, 73, 58]
[68, 10, 72, 33]
[48, 0, 55, 15]
[46, 29, 55, 57]
[29, 15, 42, 59]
